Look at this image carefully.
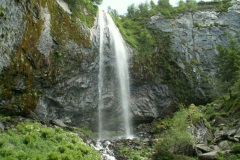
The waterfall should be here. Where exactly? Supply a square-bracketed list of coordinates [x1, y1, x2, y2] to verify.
[98, 10, 104, 140]
[98, 10, 133, 140]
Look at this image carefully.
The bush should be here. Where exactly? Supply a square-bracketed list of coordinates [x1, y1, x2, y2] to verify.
[231, 145, 240, 154]
[153, 106, 197, 159]
[64, 0, 99, 27]
[0, 121, 101, 159]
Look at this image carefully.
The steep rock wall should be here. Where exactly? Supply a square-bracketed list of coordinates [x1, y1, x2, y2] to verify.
[151, 2, 240, 98]
[0, 0, 25, 72]
[0, 0, 100, 129]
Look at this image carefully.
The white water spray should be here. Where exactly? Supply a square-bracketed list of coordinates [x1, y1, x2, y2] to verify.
[98, 10, 133, 139]
[98, 10, 104, 140]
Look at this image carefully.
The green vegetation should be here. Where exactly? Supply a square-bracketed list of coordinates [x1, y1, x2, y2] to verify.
[0, 121, 101, 160]
[49, 0, 91, 47]
[0, 7, 5, 18]
[64, 0, 101, 27]
[198, 0, 232, 12]
[151, 99, 239, 159]
[152, 105, 203, 160]
[214, 36, 240, 117]
[115, 140, 152, 160]
[216, 37, 240, 87]
[0, 115, 10, 122]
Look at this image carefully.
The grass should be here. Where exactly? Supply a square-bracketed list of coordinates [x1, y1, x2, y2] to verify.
[0, 121, 101, 160]
[115, 140, 152, 160]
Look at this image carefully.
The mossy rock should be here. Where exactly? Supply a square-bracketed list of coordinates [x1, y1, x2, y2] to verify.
[0, 7, 6, 17]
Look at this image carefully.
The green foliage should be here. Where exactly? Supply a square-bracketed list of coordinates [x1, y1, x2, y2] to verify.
[153, 106, 198, 159]
[118, 146, 150, 160]
[152, 117, 172, 134]
[191, 59, 201, 65]
[231, 144, 240, 154]
[217, 152, 240, 160]
[64, 0, 99, 27]
[197, 0, 232, 12]
[155, 0, 198, 18]
[90, 0, 103, 5]
[177, 0, 188, 13]
[216, 36, 240, 87]
[186, 0, 198, 12]
[0, 115, 10, 122]
[0, 7, 6, 18]
[188, 104, 203, 124]
[115, 140, 152, 160]
[0, 121, 101, 160]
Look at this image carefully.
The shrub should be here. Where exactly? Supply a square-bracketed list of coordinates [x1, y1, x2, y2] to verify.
[153, 106, 197, 159]
[0, 121, 101, 159]
[64, 0, 99, 27]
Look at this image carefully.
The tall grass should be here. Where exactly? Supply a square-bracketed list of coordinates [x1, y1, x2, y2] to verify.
[0, 121, 101, 160]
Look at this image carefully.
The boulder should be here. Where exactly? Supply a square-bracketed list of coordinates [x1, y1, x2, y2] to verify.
[198, 151, 217, 160]
[189, 118, 212, 144]
[196, 144, 213, 153]
[51, 119, 67, 128]
[214, 128, 239, 143]
[227, 129, 237, 136]
[218, 140, 230, 150]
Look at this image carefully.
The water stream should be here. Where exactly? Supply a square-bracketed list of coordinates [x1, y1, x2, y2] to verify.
[98, 10, 133, 140]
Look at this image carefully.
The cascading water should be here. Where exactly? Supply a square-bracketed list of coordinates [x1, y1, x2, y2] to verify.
[98, 9, 104, 141]
[98, 10, 133, 140]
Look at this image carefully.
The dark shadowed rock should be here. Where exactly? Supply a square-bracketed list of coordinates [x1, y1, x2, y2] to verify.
[51, 119, 67, 128]
[198, 151, 217, 160]
[131, 84, 177, 124]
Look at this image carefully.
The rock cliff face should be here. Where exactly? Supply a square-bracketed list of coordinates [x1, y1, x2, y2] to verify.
[148, 1, 240, 102]
[0, 0, 25, 72]
[0, 0, 99, 128]
[0, 0, 240, 130]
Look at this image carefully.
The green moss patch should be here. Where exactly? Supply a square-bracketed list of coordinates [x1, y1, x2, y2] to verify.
[48, 0, 91, 48]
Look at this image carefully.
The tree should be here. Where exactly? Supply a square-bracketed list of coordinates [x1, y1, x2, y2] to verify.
[216, 37, 240, 86]
[153, 107, 196, 159]
[157, 0, 173, 18]
[186, 0, 198, 12]
[108, 6, 119, 17]
[177, 0, 188, 13]
[158, 0, 172, 9]
[138, 2, 151, 20]
[127, 4, 137, 18]
[150, 0, 156, 9]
